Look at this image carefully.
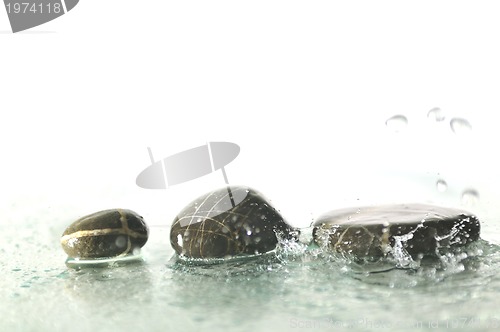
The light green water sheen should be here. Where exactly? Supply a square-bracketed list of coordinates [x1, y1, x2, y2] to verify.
[2, 219, 500, 332]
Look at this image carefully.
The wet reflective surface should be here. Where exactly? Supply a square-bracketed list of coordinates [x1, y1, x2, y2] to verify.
[2, 218, 500, 332]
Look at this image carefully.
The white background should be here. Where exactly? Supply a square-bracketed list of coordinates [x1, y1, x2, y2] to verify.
[1, 1, 500, 239]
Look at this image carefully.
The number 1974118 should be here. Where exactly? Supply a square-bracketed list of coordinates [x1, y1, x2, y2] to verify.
[6, 2, 62, 14]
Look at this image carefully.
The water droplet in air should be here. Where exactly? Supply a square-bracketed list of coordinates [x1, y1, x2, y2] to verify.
[436, 179, 448, 192]
[427, 107, 445, 122]
[385, 115, 408, 132]
[461, 189, 479, 206]
[450, 118, 472, 135]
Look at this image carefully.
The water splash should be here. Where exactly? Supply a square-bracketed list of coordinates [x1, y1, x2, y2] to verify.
[385, 115, 408, 132]
[391, 225, 423, 269]
[168, 217, 497, 289]
[165, 232, 500, 296]
[306, 219, 495, 285]
[275, 229, 310, 261]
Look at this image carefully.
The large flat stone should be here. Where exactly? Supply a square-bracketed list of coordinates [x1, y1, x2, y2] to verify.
[312, 204, 480, 259]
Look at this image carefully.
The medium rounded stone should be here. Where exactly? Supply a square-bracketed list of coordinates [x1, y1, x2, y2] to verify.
[61, 209, 149, 259]
[312, 204, 480, 259]
[170, 186, 296, 259]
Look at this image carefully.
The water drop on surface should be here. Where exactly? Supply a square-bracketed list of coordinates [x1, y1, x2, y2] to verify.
[427, 107, 445, 122]
[461, 189, 479, 206]
[115, 236, 127, 248]
[450, 118, 472, 135]
[385, 115, 408, 132]
[436, 179, 448, 192]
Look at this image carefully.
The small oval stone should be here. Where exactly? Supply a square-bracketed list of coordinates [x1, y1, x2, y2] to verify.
[170, 186, 296, 259]
[61, 209, 149, 259]
[312, 204, 480, 259]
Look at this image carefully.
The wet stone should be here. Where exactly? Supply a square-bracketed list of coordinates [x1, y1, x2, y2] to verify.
[60, 209, 149, 259]
[170, 186, 296, 260]
[312, 204, 480, 260]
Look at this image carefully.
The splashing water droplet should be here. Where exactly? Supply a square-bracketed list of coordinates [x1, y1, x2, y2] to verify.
[427, 107, 445, 122]
[436, 179, 448, 192]
[385, 115, 408, 132]
[461, 189, 479, 206]
[450, 118, 472, 135]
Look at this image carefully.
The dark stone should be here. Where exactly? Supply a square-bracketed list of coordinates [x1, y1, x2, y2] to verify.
[312, 204, 480, 259]
[170, 186, 296, 259]
[61, 209, 149, 259]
